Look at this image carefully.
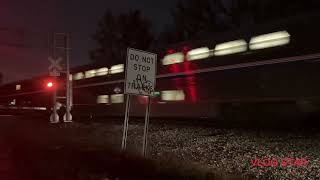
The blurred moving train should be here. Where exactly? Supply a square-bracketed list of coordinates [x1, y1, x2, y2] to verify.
[1, 13, 320, 128]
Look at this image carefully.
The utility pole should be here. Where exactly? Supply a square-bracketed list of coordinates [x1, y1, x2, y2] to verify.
[51, 33, 59, 123]
[52, 32, 72, 122]
[65, 33, 72, 122]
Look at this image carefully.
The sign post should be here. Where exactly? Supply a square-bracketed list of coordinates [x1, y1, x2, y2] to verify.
[48, 56, 62, 123]
[63, 33, 72, 123]
[142, 97, 151, 156]
[121, 94, 131, 150]
[122, 48, 157, 156]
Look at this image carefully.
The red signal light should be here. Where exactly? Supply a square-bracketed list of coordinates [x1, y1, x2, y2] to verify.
[47, 82, 54, 88]
[44, 78, 57, 90]
[45, 80, 56, 89]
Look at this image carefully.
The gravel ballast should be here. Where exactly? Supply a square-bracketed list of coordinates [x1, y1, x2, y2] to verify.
[11, 119, 320, 180]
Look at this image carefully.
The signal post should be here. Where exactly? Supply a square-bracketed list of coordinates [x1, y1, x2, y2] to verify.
[48, 33, 72, 123]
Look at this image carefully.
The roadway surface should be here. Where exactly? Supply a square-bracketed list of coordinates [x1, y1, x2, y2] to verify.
[0, 139, 16, 180]
[0, 115, 17, 180]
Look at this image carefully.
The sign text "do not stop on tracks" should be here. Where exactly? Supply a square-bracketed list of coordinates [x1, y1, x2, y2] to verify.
[125, 48, 157, 96]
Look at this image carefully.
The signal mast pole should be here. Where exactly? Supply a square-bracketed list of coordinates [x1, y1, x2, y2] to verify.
[65, 33, 71, 122]
[52, 33, 58, 123]
[53, 32, 72, 122]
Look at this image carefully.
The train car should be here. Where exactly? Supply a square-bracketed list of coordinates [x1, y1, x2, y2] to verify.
[1, 12, 320, 128]
[0, 76, 54, 117]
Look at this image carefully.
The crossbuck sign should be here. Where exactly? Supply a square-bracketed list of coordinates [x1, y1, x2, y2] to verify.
[48, 57, 63, 77]
[125, 48, 157, 96]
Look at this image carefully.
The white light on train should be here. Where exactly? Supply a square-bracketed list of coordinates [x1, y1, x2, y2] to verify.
[114, 87, 122, 94]
[9, 99, 16, 105]
[110, 64, 124, 74]
[214, 40, 247, 56]
[162, 53, 184, 65]
[161, 90, 185, 101]
[97, 95, 109, 104]
[186, 47, 211, 61]
[85, 70, 96, 78]
[34, 107, 47, 110]
[96, 67, 109, 76]
[73, 72, 84, 80]
[111, 94, 124, 103]
[16, 84, 21, 91]
[249, 31, 290, 50]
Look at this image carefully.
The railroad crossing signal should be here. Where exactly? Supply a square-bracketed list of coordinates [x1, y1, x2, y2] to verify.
[47, 82, 54, 88]
[48, 57, 63, 76]
[44, 79, 56, 90]
[48, 33, 72, 124]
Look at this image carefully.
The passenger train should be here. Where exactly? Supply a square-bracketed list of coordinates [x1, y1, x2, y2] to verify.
[1, 13, 320, 128]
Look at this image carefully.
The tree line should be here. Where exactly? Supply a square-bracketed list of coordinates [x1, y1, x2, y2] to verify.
[90, 0, 320, 67]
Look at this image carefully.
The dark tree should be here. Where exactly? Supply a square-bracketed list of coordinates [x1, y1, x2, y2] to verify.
[164, 0, 244, 43]
[169, 0, 219, 42]
[163, 0, 320, 44]
[224, 0, 320, 25]
[90, 10, 154, 66]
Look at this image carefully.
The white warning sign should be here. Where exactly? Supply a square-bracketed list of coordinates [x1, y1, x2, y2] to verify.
[125, 48, 157, 96]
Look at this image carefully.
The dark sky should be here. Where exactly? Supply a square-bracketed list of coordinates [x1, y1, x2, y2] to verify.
[0, 0, 179, 83]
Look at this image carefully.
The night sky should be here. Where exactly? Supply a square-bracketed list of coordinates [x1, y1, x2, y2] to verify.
[0, 0, 180, 83]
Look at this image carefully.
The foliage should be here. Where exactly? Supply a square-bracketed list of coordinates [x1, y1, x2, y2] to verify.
[162, 0, 320, 44]
[168, 0, 219, 43]
[247, 0, 320, 23]
[90, 10, 154, 66]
